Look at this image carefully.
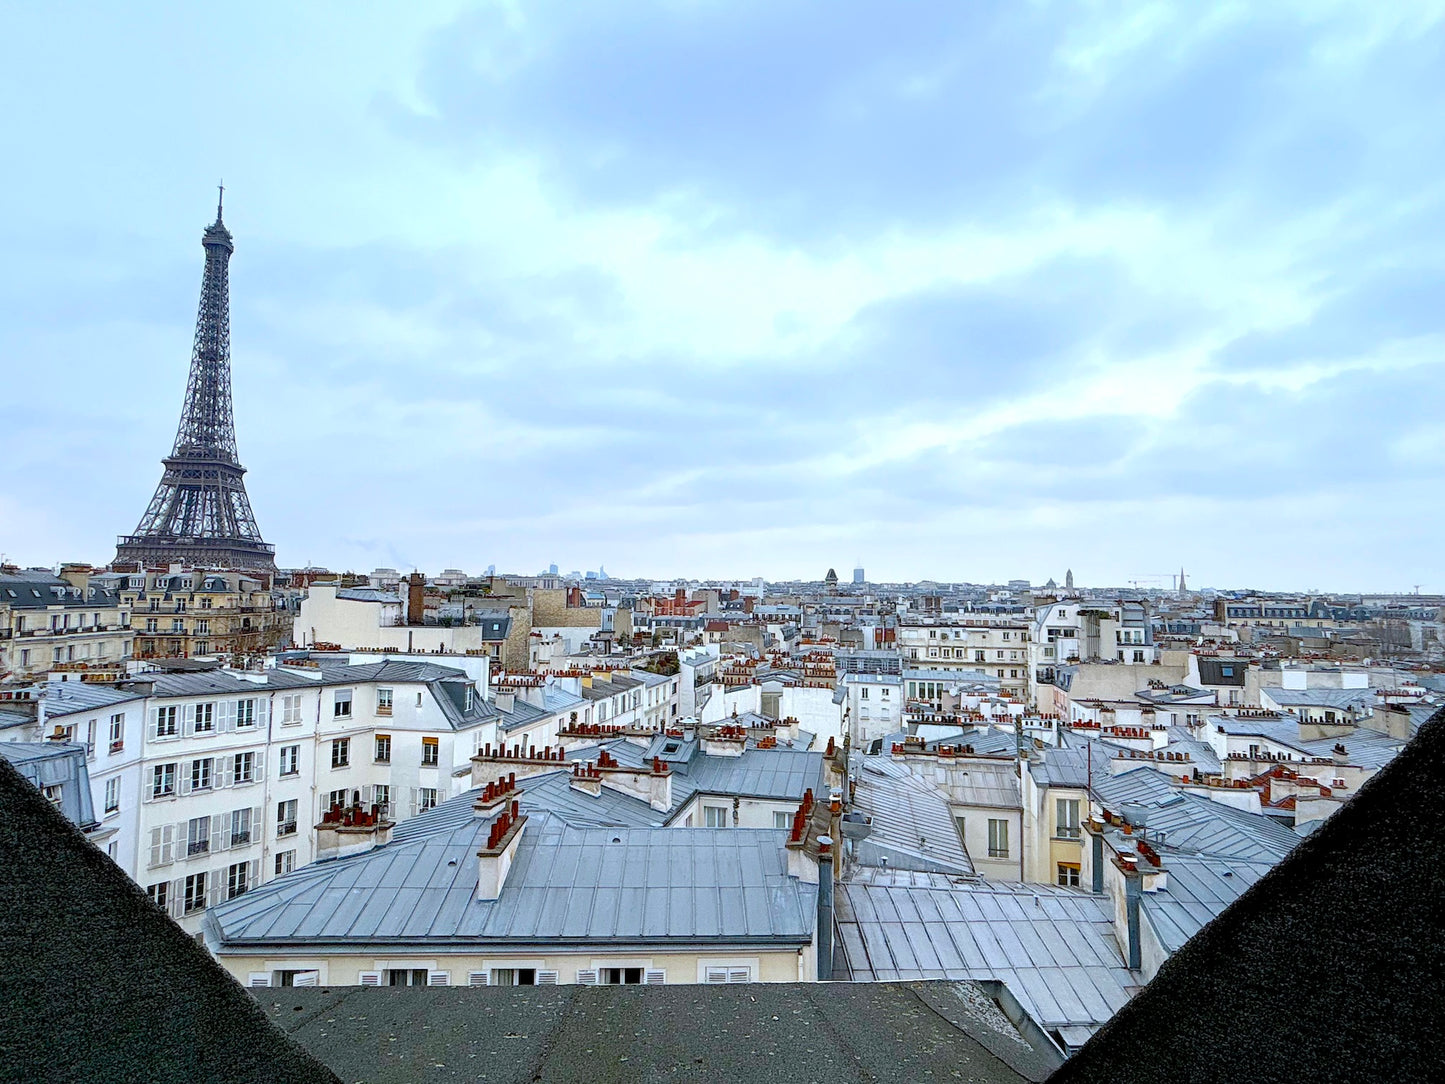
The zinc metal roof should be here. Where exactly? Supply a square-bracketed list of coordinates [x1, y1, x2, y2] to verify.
[849, 757, 974, 875]
[39, 682, 146, 718]
[210, 799, 814, 948]
[835, 869, 1140, 1040]
[1139, 852, 1275, 956]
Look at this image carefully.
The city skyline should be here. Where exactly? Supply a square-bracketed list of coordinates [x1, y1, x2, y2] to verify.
[2, 3, 1442, 589]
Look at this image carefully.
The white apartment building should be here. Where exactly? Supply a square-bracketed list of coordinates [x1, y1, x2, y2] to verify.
[835, 672, 904, 745]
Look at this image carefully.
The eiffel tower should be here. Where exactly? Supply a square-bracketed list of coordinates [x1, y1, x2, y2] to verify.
[115, 190, 275, 572]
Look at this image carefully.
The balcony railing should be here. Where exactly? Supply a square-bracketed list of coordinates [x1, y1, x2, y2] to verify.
[277, 821, 297, 838]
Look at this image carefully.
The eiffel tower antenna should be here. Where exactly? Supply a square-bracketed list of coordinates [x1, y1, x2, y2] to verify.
[115, 193, 275, 571]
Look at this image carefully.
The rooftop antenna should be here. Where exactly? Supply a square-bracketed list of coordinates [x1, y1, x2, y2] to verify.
[216, 181, 224, 223]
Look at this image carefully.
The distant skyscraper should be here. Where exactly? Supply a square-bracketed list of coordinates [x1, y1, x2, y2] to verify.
[853, 566, 865, 584]
[116, 191, 274, 571]
[549, 563, 559, 576]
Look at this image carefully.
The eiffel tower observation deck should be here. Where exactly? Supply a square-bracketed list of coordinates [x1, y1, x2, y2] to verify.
[115, 191, 275, 572]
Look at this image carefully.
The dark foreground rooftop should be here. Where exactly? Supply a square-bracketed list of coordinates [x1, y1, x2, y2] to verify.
[264, 981, 1051, 1084]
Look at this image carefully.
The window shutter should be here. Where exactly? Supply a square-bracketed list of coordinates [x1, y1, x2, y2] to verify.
[704, 968, 727, 984]
[576, 970, 598, 986]
[182, 705, 196, 737]
[253, 755, 265, 783]
[169, 881, 185, 919]
[251, 807, 263, 843]
[427, 971, 450, 987]
[256, 699, 270, 727]
[219, 701, 236, 732]
[293, 971, 319, 987]
[248, 973, 271, 987]
[643, 970, 666, 985]
[149, 827, 164, 868]
[149, 708, 159, 739]
[212, 813, 230, 852]
[217, 757, 233, 789]
[173, 822, 188, 858]
[359, 971, 382, 987]
[209, 877, 226, 908]
[409, 787, 419, 818]
[727, 968, 750, 983]
[249, 859, 261, 887]
[536, 971, 559, 985]
[360, 784, 371, 806]
[467, 971, 490, 986]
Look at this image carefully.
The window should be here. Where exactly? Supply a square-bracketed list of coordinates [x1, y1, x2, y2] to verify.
[386, 969, 430, 987]
[196, 619, 209, 635]
[275, 850, 295, 876]
[183, 873, 207, 914]
[600, 968, 645, 985]
[230, 807, 253, 846]
[975, 650, 986, 662]
[171, 618, 185, 633]
[373, 784, 390, 815]
[227, 861, 250, 900]
[703, 805, 728, 828]
[108, 713, 124, 753]
[201, 596, 212, 609]
[1057, 863, 1081, 888]
[334, 690, 353, 718]
[190, 758, 213, 792]
[704, 967, 752, 983]
[954, 815, 967, 844]
[42, 784, 63, 807]
[236, 698, 256, 728]
[860, 687, 869, 699]
[228, 751, 255, 785]
[331, 737, 350, 769]
[147, 882, 169, 909]
[152, 763, 176, 799]
[281, 694, 303, 725]
[375, 735, 392, 763]
[773, 811, 792, 830]
[417, 691, 424, 708]
[279, 744, 300, 776]
[104, 777, 120, 814]
[194, 702, 215, 734]
[1056, 798, 1081, 840]
[418, 787, 438, 813]
[377, 688, 393, 716]
[328, 788, 349, 811]
[277, 799, 298, 837]
[987, 819, 1009, 859]
[421, 737, 439, 766]
[488, 968, 552, 986]
[186, 816, 210, 856]
[155, 706, 178, 738]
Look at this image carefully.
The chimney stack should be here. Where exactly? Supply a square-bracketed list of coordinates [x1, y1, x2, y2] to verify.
[407, 571, 426, 626]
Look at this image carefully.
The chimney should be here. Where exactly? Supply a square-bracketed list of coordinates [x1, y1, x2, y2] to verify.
[476, 800, 527, 900]
[495, 690, 516, 712]
[816, 834, 835, 981]
[314, 800, 394, 860]
[407, 571, 425, 626]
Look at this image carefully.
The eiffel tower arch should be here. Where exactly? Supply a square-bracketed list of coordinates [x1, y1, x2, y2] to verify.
[115, 192, 276, 572]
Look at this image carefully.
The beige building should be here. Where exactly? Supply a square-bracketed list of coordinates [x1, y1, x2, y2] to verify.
[118, 567, 290, 662]
[1, 568, 133, 680]
[896, 618, 1032, 698]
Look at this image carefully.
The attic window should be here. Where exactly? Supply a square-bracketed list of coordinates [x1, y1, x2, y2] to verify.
[663, 742, 681, 755]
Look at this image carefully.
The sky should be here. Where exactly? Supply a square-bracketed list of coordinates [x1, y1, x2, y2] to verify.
[1, 1, 1442, 590]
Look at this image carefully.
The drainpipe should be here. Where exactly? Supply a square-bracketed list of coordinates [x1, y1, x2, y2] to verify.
[816, 835, 834, 981]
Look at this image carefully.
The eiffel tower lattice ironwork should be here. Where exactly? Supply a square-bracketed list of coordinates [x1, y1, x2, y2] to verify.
[115, 190, 275, 571]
